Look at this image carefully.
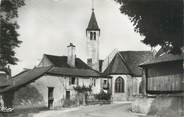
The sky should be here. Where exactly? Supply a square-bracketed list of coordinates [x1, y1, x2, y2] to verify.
[11, 0, 151, 75]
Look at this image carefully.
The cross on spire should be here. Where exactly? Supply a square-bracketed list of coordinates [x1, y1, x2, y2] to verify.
[92, 0, 94, 11]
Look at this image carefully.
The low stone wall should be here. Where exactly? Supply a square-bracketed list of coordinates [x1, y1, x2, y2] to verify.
[131, 96, 154, 114]
[148, 96, 183, 117]
[86, 100, 111, 105]
[131, 96, 184, 117]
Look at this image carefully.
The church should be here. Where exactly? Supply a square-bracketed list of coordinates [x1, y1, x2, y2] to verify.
[84, 7, 153, 102]
[102, 50, 153, 101]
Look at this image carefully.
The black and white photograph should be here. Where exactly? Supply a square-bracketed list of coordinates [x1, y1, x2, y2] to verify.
[0, 0, 183, 117]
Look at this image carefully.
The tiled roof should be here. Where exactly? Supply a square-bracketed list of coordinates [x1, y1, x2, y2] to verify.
[86, 10, 100, 31]
[47, 67, 109, 78]
[0, 66, 52, 94]
[140, 53, 183, 66]
[103, 51, 153, 77]
[44, 54, 109, 77]
[45, 54, 91, 69]
[103, 54, 130, 75]
[0, 60, 111, 93]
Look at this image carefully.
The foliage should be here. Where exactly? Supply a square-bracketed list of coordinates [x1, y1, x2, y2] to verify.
[115, 0, 183, 54]
[73, 85, 92, 93]
[94, 90, 111, 101]
[14, 85, 44, 106]
[0, 0, 25, 67]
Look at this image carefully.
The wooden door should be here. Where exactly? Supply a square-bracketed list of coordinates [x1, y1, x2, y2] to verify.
[48, 87, 54, 109]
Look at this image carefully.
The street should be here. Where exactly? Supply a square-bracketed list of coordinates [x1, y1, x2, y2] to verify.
[33, 103, 140, 117]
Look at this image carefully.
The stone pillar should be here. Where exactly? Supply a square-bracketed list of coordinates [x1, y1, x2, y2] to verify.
[142, 68, 147, 96]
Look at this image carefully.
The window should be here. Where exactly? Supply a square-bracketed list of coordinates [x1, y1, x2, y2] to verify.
[69, 77, 75, 85]
[71, 77, 75, 84]
[48, 87, 54, 100]
[90, 32, 93, 40]
[115, 77, 124, 93]
[90, 32, 96, 40]
[93, 32, 96, 40]
[103, 80, 109, 89]
[91, 78, 96, 86]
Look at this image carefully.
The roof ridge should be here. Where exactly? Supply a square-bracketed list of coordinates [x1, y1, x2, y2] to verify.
[104, 54, 116, 75]
[44, 54, 66, 57]
[44, 54, 83, 59]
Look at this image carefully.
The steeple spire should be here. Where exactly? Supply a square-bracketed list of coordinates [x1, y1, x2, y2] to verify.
[86, 0, 100, 31]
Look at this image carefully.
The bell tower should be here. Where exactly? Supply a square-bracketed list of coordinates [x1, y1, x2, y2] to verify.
[86, 7, 100, 71]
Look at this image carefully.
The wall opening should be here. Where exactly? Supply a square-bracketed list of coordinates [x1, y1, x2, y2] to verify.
[115, 77, 125, 93]
[48, 87, 54, 109]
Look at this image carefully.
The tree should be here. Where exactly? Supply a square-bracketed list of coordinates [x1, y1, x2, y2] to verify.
[0, 0, 25, 68]
[115, 0, 183, 54]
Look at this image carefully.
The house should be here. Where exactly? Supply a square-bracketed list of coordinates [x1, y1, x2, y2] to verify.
[102, 50, 153, 101]
[139, 51, 184, 115]
[0, 43, 111, 109]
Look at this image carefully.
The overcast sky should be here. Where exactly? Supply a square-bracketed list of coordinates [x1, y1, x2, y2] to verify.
[11, 0, 150, 75]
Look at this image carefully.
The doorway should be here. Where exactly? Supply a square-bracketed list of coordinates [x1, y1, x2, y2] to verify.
[66, 91, 70, 100]
[48, 87, 54, 109]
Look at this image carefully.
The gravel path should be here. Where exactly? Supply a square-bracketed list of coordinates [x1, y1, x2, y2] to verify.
[32, 103, 139, 117]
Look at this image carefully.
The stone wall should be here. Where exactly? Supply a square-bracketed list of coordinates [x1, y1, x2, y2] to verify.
[111, 75, 128, 101]
[14, 75, 65, 108]
[111, 75, 142, 102]
[13, 75, 103, 108]
[132, 96, 184, 117]
[131, 96, 154, 114]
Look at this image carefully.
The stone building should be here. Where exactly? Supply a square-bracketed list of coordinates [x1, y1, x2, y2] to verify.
[0, 43, 111, 109]
[86, 9, 101, 71]
[102, 50, 153, 102]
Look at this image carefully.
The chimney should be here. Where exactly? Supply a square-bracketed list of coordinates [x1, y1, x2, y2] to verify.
[151, 47, 157, 58]
[87, 58, 92, 67]
[67, 43, 76, 67]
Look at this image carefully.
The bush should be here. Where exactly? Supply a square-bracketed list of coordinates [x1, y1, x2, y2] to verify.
[95, 90, 111, 101]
